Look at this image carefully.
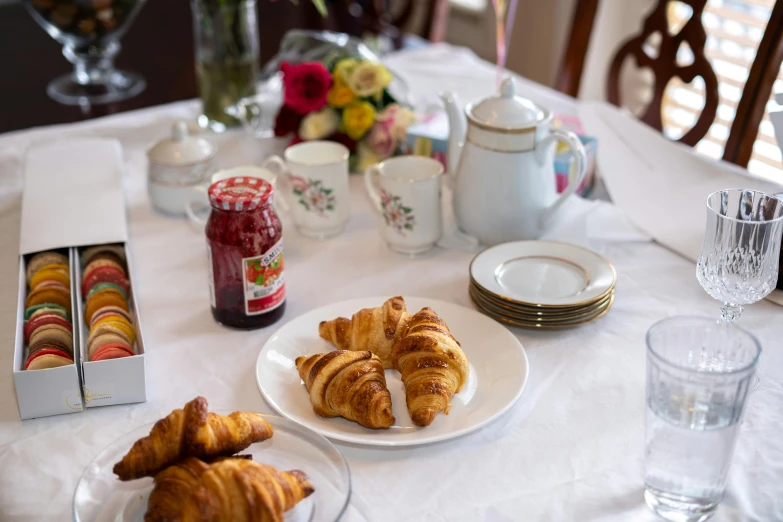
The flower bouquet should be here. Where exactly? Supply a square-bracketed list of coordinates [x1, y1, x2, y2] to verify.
[273, 59, 415, 172]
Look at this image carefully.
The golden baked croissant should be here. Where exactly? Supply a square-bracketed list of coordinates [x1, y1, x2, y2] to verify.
[144, 457, 209, 522]
[318, 296, 408, 368]
[145, 458, 314, 522]
[391, 307, 470, 427]
[113, 396, 274, 480]
[296, 350, 395, 429]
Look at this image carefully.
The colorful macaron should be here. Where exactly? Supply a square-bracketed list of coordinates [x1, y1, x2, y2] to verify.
[25, 303, 70, 321]
[24, 250, 74, 371]
[82, 244, 126, 266]
[80, 245, 136, 362]
[25, 251, 68, 283]
[89, 305, 133, 328]
[91, 343, 135, 361]
[25, 349, 74, 370]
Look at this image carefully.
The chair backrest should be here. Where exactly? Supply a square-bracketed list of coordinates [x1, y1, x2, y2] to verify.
[301, 0, 449, 49]
[606, 0, 718, 147]
[557, 0, 783, 167]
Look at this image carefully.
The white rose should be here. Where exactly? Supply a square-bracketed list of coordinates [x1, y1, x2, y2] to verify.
[299, 107, 340, 141]
[390, 107, 416, 141]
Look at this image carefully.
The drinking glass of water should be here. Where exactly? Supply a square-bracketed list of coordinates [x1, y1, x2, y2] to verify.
[645, 316, 760, 522]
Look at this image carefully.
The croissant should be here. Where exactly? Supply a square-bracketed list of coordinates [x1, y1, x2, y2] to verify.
[318, 296, 408, 368]
[295, 350, 395, 429]
[145, 458, 314, 522]
[391, 307, 470, 427]
[113, 396, 274, 480]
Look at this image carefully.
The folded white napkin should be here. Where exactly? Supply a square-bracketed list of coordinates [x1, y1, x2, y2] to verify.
[579, 101, 783, 305]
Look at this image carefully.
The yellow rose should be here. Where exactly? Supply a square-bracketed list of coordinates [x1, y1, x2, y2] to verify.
[342, 101, 376, 140]
[333, 58, 359, 83]
[327, 76, 356, 108]
[355, 142, 381, 172]
[299, 107, 340, 140]
[347, 62, 392, 97]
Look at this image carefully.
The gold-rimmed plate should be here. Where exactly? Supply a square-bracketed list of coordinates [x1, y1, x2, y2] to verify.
[470, 281, 613, 317]
[472, 292, 615, 329]
[470, 284, 614, 322]
[470, 240, 616, 308]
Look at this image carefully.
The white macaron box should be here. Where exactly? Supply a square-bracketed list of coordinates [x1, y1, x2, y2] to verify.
[14, 138, 147, 420]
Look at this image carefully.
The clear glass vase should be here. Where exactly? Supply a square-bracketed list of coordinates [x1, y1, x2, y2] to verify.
[25, 0, 147, 106]
[192, 0, 259, 132]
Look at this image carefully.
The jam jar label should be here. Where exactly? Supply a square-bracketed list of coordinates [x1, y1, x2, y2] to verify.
[243, 240, 285, 315]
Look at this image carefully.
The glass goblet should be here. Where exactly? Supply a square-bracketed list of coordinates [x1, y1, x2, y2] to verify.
[696, 189, 783, 322]
[25, 0, 147, 106]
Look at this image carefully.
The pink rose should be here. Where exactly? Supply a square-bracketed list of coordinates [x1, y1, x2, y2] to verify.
[365, 121, 396, 159]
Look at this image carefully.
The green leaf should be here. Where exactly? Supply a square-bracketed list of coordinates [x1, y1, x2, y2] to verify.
[326, 205, 335, 211]
[403, 207, 413, 213]
[255, 275, 264, 285]
[310, 0, 327, 16]
[324, 188, 333, 195]
[293, 189, 303, 196]
[404, 224, 413, 231]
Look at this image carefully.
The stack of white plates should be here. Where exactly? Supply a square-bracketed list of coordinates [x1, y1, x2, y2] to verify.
[469, 240, 616, 329]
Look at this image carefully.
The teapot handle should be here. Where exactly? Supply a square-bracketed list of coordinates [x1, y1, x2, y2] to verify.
[537, 130, 587, 227]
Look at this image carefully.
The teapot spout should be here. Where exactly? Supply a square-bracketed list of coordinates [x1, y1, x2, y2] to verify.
[439, 91, 466, 182]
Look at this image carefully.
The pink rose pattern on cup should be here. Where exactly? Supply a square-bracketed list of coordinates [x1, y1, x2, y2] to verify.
[380, 188, 415, 235]
[291, 175, 336, 217]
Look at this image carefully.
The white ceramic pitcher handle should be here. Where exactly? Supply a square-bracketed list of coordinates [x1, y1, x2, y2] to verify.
[262, 155, 290, 213]
[186, 185, 210, 226]
[364, 164, 383, 214]
[538, 129, 587, 227]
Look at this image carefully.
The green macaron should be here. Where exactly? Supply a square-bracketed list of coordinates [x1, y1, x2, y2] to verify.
[85, 281, 128, 301]
[24, 303, 70, 322]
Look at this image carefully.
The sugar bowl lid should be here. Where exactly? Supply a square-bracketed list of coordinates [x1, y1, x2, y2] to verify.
[467, 77, 548, 131]
[147, 122, 216, 166]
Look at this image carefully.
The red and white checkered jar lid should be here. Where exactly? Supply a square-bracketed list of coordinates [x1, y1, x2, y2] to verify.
[208, 177, 273, 212]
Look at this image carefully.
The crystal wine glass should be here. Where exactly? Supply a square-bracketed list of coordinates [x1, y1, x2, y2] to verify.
[25, 0, 147, 105]
[696, 189, 783, 322]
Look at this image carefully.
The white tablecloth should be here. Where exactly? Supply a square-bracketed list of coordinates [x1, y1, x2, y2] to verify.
[0, 44, 781, 522]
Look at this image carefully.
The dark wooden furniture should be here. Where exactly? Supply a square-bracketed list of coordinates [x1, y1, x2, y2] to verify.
[557, 0, 783, 168]
[0, 0, 448, 134]
[300, 0, 449, 48]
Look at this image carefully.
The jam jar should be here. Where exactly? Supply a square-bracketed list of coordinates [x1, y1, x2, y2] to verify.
[206, 177, 285, 329]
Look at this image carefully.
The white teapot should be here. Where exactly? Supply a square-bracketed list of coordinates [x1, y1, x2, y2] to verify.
[440, 77, 587, 245]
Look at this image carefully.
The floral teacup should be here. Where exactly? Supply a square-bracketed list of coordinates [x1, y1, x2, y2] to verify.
[263, 141, 350, 240]
[364, 156, 444, 255]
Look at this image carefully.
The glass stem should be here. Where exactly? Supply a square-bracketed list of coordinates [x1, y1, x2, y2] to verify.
[63, 41, 120, 85]
[720, 303, 744, 323]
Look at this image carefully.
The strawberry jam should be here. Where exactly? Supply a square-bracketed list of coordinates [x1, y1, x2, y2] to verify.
[205, 177, 285, 329]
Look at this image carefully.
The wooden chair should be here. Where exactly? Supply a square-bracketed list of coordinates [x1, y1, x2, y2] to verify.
[300, 0, 450, 49]
[556, 0, 783, 167]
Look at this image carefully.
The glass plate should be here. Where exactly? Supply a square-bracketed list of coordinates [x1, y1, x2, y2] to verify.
[73, 413, 350, 522]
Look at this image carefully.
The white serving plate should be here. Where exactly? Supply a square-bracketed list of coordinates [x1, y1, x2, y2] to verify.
[256, 297, 528, 446]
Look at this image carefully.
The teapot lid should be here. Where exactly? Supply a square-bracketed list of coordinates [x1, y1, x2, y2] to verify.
[147, 122, 216, 166]
[467, 77, 547, 130]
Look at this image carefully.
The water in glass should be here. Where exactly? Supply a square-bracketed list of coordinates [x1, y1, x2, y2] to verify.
[644, 317, 760, 522]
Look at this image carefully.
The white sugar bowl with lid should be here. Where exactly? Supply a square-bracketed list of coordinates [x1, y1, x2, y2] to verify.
[440, 76, 587, 245]
[147, 121, 216, 216]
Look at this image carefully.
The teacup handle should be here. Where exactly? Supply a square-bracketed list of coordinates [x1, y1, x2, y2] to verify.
[185, 185, 210, 226]
[261, 155, 290, 213]
[537, 129, 587, 227]
[364, 165, 383, 214]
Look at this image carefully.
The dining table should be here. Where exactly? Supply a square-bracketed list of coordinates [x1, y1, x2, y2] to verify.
[0, 43, 781, 522]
